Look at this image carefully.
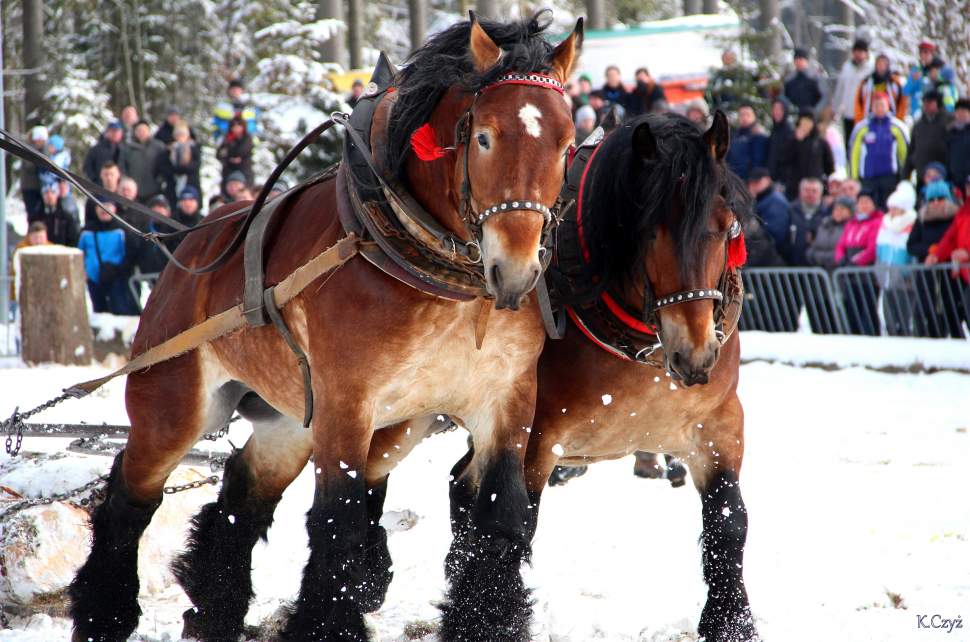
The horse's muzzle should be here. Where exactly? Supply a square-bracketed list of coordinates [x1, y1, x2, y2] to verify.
[666, 345, 719, 387]
[488, 262, 541, 311]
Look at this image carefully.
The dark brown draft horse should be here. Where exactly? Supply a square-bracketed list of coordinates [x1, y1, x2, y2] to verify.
[520, 113, 759, 641]
[359, 113, 759, 641]
[67, 14, 581, 642]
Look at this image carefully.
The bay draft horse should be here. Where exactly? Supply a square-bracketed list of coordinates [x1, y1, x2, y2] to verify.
[67, 14, 582, 642]
[357, 113, 760, 642]
[520, 113, 760, 641]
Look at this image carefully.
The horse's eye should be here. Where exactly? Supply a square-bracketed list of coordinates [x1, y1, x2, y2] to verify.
[476, 133, 490, 149]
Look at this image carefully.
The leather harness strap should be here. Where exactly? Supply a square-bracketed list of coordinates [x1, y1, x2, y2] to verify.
[64, 234, 362, 417]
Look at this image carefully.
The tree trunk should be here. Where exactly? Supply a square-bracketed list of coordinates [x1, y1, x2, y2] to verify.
[317, 0, 346, 68]
[586, 0, 606, 29]
[347, 0, 362, 69]
[408, 0, 427, 54]
[17, 247, 93, 366]
[476, 0, 498, 20]
[702, 0, 718, 14]
[759, 0, 782, 62]
[21, 0, 44, 126]
[683, 0, 701, 15]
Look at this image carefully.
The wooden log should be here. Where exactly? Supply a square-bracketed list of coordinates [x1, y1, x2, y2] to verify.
[16, 246, 93, 366]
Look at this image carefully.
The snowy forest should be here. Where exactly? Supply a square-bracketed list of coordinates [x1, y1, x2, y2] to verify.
[1, 0, 968, 182]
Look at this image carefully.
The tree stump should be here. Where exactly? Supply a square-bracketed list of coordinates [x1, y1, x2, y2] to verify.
[16, 246, 93, 366]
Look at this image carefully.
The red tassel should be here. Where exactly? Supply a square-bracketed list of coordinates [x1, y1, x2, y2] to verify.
[410, 123, 448, 161]
[727, 231, 747, 269]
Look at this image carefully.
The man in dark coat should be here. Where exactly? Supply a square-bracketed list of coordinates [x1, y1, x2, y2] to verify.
[903, 90, 952, 185]
[173, 186, 204, 229]
[748, 167, 806, 265]
[627, 67, 666, 118]
[32, 183, 80, 247]
[82, 121, 124, 183]
[783, 48, 823, 113]
[122, 120, 167, 203]
[946, 99, 970, 191]
[790, 177, 826, 240]
[781, 111, 835, 200]
[599, 65, 629, 111]
[767, 98, 793, 182]
[154, 106, 196, 144]
[727, 104, 769, 181]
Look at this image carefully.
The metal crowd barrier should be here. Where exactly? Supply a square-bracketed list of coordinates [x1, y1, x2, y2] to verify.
[129, 271, 161, 313]
[740, 264, 970, 338]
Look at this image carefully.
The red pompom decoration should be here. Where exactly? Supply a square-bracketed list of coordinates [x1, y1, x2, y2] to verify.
[727, 231, 747, 269]
[410, 123, 449, 161]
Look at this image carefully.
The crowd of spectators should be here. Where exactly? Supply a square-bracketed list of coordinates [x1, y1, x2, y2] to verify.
[563, 37, 970, 336]
[11, 79, 266, 316]
[11, 41, 970, 331]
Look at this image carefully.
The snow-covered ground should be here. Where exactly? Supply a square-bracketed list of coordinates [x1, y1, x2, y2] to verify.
[1, 358, 968, 641]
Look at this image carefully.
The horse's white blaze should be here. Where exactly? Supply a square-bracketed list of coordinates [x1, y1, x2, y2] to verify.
[518, 103, 543, 138]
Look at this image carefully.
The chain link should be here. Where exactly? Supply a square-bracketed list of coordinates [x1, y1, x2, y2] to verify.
[2, 411, 237, 523]
[4, 392, 75, 457]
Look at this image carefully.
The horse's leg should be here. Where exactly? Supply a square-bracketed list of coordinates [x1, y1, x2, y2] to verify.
[69, 352, 238, 642]
[282, 395, 372, 641]
[522, 428, 561, 543]
[358, 416, 437, 612]
[686, 397, 759, 642]
[443, 444, 476, 582]
[440, 387, 537, 642]
[175, 394, 313, 641]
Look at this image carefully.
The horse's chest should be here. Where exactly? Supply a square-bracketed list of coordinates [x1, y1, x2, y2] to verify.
[545, 369, 706, 459]
[372, 311, 542, 426]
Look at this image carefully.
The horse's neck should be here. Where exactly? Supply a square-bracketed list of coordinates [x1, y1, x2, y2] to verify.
[403, 92, 471, 240]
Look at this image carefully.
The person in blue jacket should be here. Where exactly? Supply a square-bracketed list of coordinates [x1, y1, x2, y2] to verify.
[77, 200, 139, 315]
[727, 103, 769, 181]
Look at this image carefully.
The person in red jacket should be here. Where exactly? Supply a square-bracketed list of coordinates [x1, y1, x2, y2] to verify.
[920, 177, 970, 337]
[925, 195, 970, 283]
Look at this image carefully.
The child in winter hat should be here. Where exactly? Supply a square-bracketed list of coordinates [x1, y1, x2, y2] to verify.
[876, 181, 917, 266]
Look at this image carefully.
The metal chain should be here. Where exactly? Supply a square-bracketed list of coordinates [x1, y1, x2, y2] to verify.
[1, 413, 237, 523]
[0, 473, 109, 519]
[4, 392, 74, 457]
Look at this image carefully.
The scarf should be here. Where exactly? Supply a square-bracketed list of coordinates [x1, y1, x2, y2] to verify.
[882, 210, 916, 233]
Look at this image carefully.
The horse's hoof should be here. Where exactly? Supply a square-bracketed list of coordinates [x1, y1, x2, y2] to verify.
[181, 607, 203, 640]
[666, 459, 688, 487]
[632, 455, 664, 479]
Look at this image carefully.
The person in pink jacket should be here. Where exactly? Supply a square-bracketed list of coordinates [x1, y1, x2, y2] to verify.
[834, 189, 885, 334]
[835, 189, 885, 266]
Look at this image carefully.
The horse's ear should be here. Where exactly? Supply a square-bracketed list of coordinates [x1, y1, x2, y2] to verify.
[703, 110, 730, 162]
[549, 18, 584, 82]
[469, 12, 502, 73]
[632, 120, 657, 160]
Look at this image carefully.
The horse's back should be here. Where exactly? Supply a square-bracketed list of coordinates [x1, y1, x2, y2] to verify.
[131, 178, 342, 356]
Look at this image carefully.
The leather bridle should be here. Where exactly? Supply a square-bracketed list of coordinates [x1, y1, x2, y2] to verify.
[640, 217, 742, 338]
[453, 72, 566, 253]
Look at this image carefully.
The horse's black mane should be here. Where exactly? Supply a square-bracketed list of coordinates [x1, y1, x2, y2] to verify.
[386, 11, 558, 180]
[581, 112, 751, 286]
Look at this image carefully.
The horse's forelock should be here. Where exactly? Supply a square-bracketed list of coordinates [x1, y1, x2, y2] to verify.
[584, 113, 726, 285]
[386, 11, 557, 181]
